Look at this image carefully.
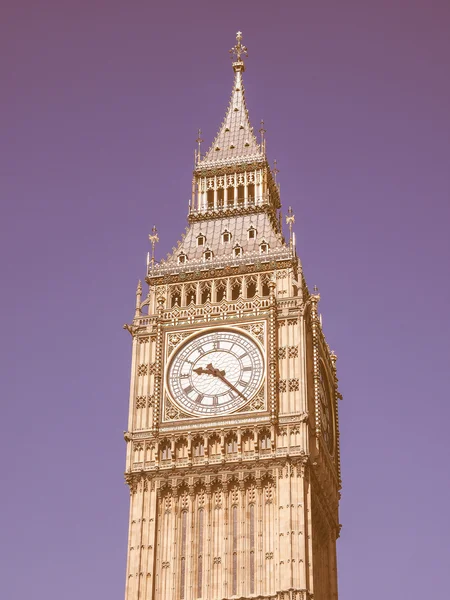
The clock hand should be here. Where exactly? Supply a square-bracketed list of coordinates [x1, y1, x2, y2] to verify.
[195, 363, 246, 400]
[211, 369, 247, 401]
[193, 364, 225, 377]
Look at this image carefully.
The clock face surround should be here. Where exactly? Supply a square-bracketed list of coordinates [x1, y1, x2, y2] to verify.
[167, 329, 264, 417]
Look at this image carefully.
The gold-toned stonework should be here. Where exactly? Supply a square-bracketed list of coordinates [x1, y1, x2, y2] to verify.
[123, 32, 342, 600]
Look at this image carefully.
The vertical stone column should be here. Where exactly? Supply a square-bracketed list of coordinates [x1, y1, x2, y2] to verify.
[244, 171, 248, 207]
[268, 278, 278, 420]
[212, 175, 217, 210]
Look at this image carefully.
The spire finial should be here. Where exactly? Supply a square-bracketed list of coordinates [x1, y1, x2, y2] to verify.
[273, 159, 279, 182]
[259, 119, 266, 151]
[286, 206, 295, 249]
[229, 31, 248, 70]
[195, 128, 203, 164]
[148, 225, 159, 271]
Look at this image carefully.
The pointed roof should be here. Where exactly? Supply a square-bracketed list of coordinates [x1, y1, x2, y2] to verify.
[197, 32, 264, 169]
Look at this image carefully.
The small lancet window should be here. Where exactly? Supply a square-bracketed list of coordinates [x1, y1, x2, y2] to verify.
[239, 124, 244, 130]
[222, 230, 231, 243]
[260, 241, 269, 254]
[225, 127, 230, 132]
[248, 226, 256, 240]
[215, 146, 221, 151]
[230, 144, 235, 149]
[233, 245, 243, 257]
[197, 234, 205, 246]
[244, 141, 250, 147]
[178, 253, 187, 264]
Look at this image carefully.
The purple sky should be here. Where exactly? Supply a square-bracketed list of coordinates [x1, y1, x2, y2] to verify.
[1, 1, 450, 598]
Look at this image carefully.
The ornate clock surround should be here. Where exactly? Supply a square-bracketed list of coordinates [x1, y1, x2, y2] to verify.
[162, 320, 269, 424]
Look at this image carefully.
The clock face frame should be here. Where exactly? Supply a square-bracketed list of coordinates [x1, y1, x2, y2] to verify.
[318, 361, 335, 454]
[166, 328, 265, 417]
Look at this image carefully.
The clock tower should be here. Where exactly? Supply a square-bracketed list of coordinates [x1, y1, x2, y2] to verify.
[123, 32, 342, 600]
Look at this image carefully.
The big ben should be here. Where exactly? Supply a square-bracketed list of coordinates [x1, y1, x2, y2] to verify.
[123, 32, 341, 600]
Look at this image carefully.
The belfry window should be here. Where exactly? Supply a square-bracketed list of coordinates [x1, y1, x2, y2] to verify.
[215, 280, 226, 302]
[246, 276, 257, 298]
[207, 189, 214, 209]
[237, 185, 245, 205]
[170, 286, 181, 308]
[261, 276, 270, 297]
[200, 282, 211, 304]
[231, 279, 241, 300]
[248, 183, 255, 202]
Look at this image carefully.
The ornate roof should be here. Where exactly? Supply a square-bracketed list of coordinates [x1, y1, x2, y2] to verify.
[197, 32, 264, 170]
[162, 212, 285, 266]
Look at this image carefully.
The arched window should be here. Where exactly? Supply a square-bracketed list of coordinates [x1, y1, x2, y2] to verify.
[203, 249, 213, 261]
[193, 438, 204, 457]
[259, 429, 271, 452]
[178, 253, 187, 264]
[231, 279, 241, 300]
[260, 240, 269, 253]
[170, 286, 181, 308]
[233, 245, 243, 257]
[160, 441, 172, 461]
[200, 282, 211, 304]
[215, 280, 226, 302]
[222, 230, 231, 243]
[208, 434, 221, 456]
[197, 234, 205, 246]
[226, 434, 238, 454]
[237, 185, 245, 205]
[248, 226, 256, 240]
[261, 276, 270, 297]
[248, 183, 255, 203]
[246, 276, 257, 298]
[185, 283, 196, 305]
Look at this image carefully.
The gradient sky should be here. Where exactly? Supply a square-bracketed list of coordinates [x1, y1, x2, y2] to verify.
[1, 1, 450, 598]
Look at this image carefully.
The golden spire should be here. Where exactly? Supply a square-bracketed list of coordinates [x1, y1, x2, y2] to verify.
[198, 31, 262, 168]
[229, 31, 248, 69]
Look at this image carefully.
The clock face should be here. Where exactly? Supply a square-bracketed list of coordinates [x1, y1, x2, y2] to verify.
[167, 329, 264, 417]
[318, 363, 334, 454]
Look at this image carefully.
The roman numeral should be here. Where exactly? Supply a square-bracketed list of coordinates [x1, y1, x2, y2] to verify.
[196, 393, 204, 403]
[183, 385, 194, 395]
[238, 379, 248, 387]
[243, 366, 252, 372]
